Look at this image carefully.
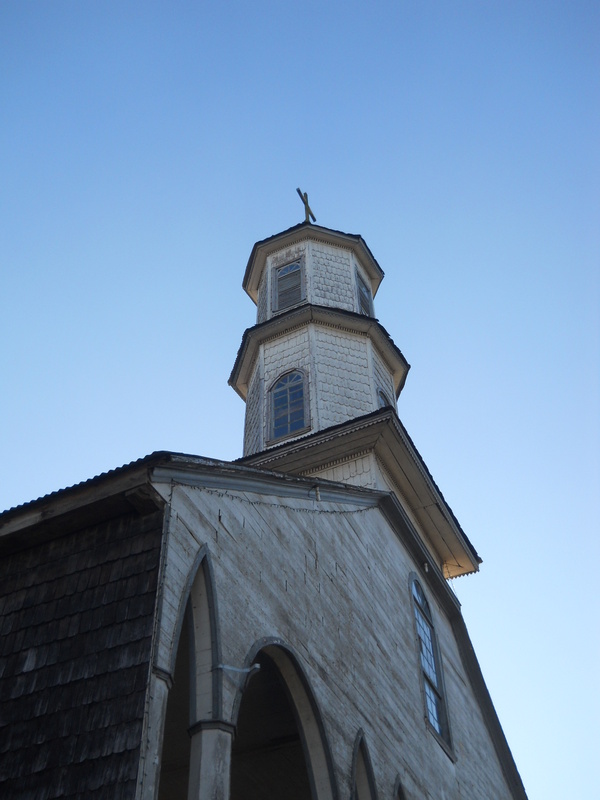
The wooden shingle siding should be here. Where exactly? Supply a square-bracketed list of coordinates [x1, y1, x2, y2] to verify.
[0, 511, 163, 800]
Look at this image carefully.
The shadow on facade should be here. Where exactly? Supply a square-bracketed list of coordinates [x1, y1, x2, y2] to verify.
[158, 604, 192, 799]
[230, 650, 313, 799]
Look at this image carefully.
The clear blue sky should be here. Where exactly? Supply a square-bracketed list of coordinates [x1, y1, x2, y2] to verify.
[1, 3, 598, 797]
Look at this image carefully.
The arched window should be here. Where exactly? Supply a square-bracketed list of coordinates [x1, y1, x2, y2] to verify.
[411, 579, 451, 746]
[270, 370, 309, 441]
[377, 389, 392, 409]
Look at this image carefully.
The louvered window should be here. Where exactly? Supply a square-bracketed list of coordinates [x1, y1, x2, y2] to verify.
[270, 370, 309, 441]
[357, 273, 373, 316]
[412, 580, 451, 746]
[274, 261, 303, 311]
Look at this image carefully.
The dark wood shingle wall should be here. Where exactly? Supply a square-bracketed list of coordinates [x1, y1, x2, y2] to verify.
[0, 511, 163, 800]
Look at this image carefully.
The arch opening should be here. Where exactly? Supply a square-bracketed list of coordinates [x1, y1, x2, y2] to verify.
[231, 651, 312, 799]
[157, 556, 219, 799]
[158, 603, 191, 800]
[230, 645, 336, 800]
[351, 733, 378, 800]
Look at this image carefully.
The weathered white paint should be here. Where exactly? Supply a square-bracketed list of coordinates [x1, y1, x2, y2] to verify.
[255, 239, 361, 323]
[147, 474, 519, 799]
[242, 321, 398, 457]
[136, 670, 170, 800]
[188, 727, 232, 800]
[307, 454, 445, 572]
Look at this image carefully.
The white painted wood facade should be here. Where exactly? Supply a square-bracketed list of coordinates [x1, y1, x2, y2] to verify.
[137, 223, 526, 798]
[132, 456, 526, 799]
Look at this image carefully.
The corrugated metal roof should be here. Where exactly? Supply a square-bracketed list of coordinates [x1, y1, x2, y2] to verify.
[0, 452, 169, 519]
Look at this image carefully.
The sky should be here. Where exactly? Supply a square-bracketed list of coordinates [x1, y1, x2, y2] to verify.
[1, 2, 598, 797]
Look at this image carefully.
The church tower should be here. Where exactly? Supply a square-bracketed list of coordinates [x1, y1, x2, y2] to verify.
[229, 222, 409, 455]
[230, 217, 480, 579]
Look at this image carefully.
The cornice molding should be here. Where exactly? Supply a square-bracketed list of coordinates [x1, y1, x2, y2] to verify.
[298, 448, 374, 476]
[229, 304, 409, 400]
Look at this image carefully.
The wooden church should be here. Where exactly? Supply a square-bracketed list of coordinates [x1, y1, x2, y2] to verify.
[0, 215, 528, 799]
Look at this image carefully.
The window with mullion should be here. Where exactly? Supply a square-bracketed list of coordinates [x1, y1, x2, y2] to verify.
[270, 371, 309, 441]
[415, 606, 438, 685]
[411, 580, 451, 745]
[424, 681, 444, 734]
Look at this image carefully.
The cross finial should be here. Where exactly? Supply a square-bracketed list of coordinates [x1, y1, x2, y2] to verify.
[296, 187, 316, 223]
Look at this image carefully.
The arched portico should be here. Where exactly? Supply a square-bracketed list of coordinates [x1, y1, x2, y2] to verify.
[230, 641, 338, 800]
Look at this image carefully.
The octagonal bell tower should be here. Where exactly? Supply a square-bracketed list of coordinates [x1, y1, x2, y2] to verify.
[229, 222, 410, 457]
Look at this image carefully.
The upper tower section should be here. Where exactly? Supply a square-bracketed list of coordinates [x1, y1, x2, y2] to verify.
[243, 222, 384, 324]
[230, 222, 410, 457]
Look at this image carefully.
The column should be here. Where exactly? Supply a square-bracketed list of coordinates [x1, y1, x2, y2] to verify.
[187, 720, 234, 800]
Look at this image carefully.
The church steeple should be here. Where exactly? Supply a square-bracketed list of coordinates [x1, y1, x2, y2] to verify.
[229, 222, 409, 456]
[230, 217, 480, 578]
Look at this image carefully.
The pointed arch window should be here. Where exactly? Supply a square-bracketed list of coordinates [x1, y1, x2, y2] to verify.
[270, 370, 310, 442]
[411, 579, 451, 746]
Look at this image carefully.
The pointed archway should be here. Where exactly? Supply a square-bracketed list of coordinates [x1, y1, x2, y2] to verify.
[230, 643, 337, 800]
[393, 774, 407, 800]
[157, 555, 220, 799]
[157, 602, 192, 799]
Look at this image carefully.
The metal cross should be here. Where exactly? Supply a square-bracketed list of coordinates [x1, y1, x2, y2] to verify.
[296, 188, 316, 223]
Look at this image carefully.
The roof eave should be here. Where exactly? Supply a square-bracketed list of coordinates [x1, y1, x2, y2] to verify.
[228, 304, 410, 400]
[239, 409, 480, 577]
